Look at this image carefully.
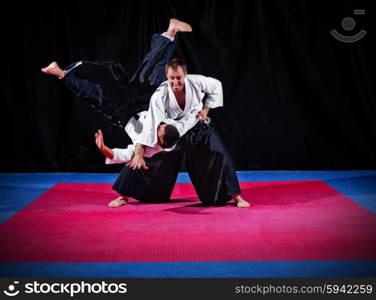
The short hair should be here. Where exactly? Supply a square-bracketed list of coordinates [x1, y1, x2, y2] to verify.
[162, 124, 180, 148]
[165, 58, 187, 74]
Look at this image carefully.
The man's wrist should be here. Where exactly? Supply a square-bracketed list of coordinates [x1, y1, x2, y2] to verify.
[135, 144, 145, 155]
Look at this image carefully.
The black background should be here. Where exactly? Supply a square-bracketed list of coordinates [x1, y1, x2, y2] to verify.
[3, 0, 375, 172]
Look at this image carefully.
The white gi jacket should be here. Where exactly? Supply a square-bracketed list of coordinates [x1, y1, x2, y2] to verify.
[106, 74, 223, 164]
[137, 74, 223, 148]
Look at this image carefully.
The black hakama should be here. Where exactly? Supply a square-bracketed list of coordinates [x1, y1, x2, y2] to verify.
[62, 33, 175, 127]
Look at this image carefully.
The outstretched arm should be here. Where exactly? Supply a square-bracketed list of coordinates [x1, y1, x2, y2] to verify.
[95, 130, 114, 160]
[96, 130, 139, 164]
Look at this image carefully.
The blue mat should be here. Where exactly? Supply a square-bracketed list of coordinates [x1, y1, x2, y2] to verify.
[0, 171, 375, 277]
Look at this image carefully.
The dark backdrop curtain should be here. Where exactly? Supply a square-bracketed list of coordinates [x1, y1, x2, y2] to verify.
[3, 0, 375, 172]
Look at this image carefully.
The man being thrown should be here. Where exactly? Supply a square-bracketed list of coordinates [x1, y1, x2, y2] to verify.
[41, 18, 190, 206]
[94, 118, 180, 206]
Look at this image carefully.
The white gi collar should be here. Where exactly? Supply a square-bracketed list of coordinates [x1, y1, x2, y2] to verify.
[167, 77, 192, 117]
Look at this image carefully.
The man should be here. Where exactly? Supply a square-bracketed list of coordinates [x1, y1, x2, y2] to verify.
[121, 59, 250, 208]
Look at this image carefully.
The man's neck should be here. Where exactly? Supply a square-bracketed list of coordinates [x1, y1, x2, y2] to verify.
[173, 89, 185, 97]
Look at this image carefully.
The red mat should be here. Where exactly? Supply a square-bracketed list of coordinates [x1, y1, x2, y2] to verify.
[1, 181, 375, 262]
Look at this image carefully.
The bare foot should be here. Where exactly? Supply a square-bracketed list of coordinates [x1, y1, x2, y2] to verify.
[233, 195, 250, 208]
[41, 61, 66, 78]
[166, 18, 192, 38]
[108, 196, 128, 207]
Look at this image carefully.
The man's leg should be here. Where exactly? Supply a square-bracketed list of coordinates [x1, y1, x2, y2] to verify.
[42, 60, 135, 127]
[131, 18, 192, 86]
[183, 123, 250, 207]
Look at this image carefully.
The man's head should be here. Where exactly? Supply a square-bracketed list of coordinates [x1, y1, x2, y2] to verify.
[157, 123, 180, 148]
[165, 58, 187, 92]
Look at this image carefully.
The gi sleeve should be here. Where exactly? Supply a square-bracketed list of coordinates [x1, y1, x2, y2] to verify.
[105, 146, 135, 164]
[194, 74, 223, 108]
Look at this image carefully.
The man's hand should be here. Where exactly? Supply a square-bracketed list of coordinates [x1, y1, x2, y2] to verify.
[126, 155, 149, 170]
[126, 144, 149, 170]
[197, 106, 210, 122]
[95, 130, 104, 150]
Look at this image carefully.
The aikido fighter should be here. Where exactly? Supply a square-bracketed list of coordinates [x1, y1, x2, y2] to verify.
[114, 58, 250, 208]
